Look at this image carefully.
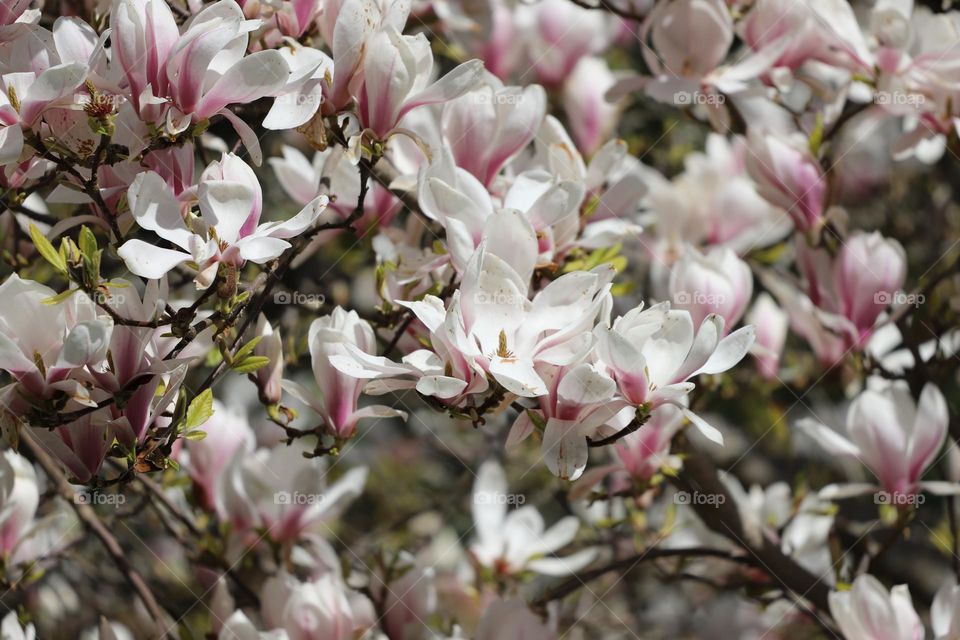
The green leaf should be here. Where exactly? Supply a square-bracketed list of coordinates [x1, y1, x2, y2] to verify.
[29, 224, 66, 274]
[231, 355, 270, 374]
[184, 389, 214, 431]
[233, 335, 263, 361]
[79, 226, 97, 257]
[42, 288, 80, 305]
[184, 430, 207, 441]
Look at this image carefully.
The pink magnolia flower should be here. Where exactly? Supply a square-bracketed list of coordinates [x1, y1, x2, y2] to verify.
[595, 302, 756, 444]
[829, 574, 922, 640]
[331, 244, 614, 401]
[799, 380, 956, 501]
[183, 400, 255, 512]
[110, 0, 291, 160]
[261, 572, 359, 640]
[562, 56, 620, 156]
[745, 292, 788, 381]
[470, 461, 597, 575]
[834, 231, 907, 342]
[117, 155, 329, 288]
[253, 315, 283, 406]
[669, 245, 753, 333]
[351, 26, 484, 138]
[0, 274, 108, 411]
[745, 131, 827, 236]
[441, 74, 546, 187]
[282, 308, 406, 440]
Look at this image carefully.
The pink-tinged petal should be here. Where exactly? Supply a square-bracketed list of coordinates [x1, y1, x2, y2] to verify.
[483, 209, 538, 285]
[414, 376, 467, 399]
[218, 108, 263, 165]
[52, 17, 97, 64]
[20, 62, 87, 124]
[695, 325, 756, 376]
[506, 410, 536, 449]
[489, 357, 548, 398]
[257, 195, 329, 239]
[234, 235, 289, 263]
[198, 179, 257, 244]
[908, 383, 948, 483]
[0, 125, 23, 165]
[195, 50, 290, 119]
[542, 418, 587, 480]
[117, 240, 192, 279]
[796, 418, 862, 458]
[398, 58, 485, 121]
[681, 408, 723, 445]
[128, 171, 195, 250]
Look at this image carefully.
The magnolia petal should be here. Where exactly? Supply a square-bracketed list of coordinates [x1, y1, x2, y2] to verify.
[117, 240, 192, 279]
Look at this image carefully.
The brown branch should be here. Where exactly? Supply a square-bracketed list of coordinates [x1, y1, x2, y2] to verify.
[20, 428, 170, 636]
[669, 449, 833, 613]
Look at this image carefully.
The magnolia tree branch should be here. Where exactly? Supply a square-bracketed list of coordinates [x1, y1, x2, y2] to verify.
[670, 449, 833, 613]
[19, 429, 171, 636]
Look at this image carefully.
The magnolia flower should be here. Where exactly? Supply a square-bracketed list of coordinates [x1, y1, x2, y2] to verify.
[261, 572, 358, 640]
[117, 159, 329, 288]
[799, 380, 955, 501]
[0, 450, 39, 564]
[746, 293, 788, 380]
[745, 131, 827, 236]
[0, 274, 107, 411]
[669, 245, 753, 332]
[217, 440, 369, 544]
[833, 231, 907, 341]
[476, 598, 556, 640]
[0, 612, 35, 640]
[183, 400, 255, 512]
[569, 404, 685, 499]
[282, 308, 406, 440]
[352, 26, 483, 138]
[441, 74, 546, 186]
[253, 315, 283, 405]
[111, 0, 292, 157]
[470, 461, 597, 576]
[331, 245, 613, 403]
[828, 574, 922, 640]
[562, 56, 620, 156]
[596, 302, 756, 444]
[933, 580, 960, 640]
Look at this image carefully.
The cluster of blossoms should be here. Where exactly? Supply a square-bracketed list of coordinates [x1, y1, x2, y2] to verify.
[0, 0, 957, 637]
